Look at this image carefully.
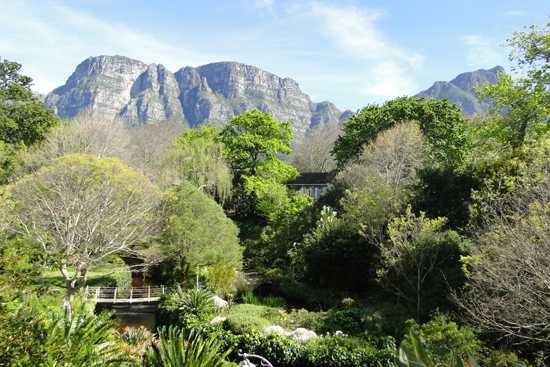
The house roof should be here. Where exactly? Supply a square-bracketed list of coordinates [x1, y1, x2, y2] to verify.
[288, 171, 336, 186]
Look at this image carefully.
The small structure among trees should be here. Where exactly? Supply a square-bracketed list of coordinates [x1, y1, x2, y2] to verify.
[287, 171, 335, 200]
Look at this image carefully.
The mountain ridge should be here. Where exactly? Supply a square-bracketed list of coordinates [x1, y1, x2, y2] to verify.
[45, 55, 351, 136]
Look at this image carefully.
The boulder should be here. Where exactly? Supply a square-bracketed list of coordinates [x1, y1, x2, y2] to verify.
[263, 325, 290, 337]
[210, 316, 227, 324]
[288, 328, 318, 343]
[211, 295, 228, 311]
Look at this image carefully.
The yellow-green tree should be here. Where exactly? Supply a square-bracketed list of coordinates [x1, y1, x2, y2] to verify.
[3, 154, 161, 315]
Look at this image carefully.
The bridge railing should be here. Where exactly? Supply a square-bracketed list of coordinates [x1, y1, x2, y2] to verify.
[84, 286, 169, 303]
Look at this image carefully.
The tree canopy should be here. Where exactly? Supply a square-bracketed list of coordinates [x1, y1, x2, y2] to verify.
[3, 154, 161, 314]
[158, 180, 242, 282]
[333, 97, 467, 169]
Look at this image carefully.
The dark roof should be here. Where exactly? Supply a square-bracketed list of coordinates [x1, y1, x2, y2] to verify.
[288, 171, 336, 186]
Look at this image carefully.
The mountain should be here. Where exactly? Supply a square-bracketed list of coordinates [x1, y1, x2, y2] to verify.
[45, 55, 350, 136]
[416, 66, 504, 116]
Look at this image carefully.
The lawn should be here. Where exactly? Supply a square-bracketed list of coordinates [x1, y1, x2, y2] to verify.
[33, 262, 128, 289]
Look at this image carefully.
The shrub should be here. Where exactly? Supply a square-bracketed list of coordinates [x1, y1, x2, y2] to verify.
[218, 328, 397, 367]
[241, 292, 287, 308]
[223, 304, 281, 334]
[403, 314, 482, 364]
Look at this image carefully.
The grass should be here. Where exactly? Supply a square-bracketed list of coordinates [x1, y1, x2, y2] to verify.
[32, 263, 128, 289]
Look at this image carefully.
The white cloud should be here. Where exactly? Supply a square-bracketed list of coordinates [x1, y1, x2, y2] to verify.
[0, 1, 213, 94]
[461, 34, 504, 69]
[308, 2, 422, 98]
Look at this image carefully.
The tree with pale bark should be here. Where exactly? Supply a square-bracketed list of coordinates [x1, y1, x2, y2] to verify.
[291, 123, 340, 173]
[3, 154, 161, 315]
[457, 158, 550, 352]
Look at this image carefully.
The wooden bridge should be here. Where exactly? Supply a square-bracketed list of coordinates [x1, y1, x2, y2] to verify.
[84, 286, 169, 304]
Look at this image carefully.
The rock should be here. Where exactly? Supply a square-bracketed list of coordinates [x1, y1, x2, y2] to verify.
[334, 330, 346, 337]
[288, 327, 318, 343]
[45, 55, 347, 137]
[210, 316, 227, 324]
[211, 295, 228, 311]
[263, 325, 289, 337]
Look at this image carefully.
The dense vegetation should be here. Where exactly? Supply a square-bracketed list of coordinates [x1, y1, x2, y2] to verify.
[0, 21, 549, 366]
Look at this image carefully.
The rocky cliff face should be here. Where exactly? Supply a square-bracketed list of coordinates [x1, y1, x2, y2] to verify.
[46, 55, 348, 136]
[416, 66, 504, 116]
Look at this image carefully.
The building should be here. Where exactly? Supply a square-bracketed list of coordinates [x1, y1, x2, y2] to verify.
[287, 172, 335, 200]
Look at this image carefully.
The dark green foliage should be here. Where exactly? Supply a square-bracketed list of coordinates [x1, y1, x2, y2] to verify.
[412, 167, 480, 229]
[333, 97, 467, 168]
[379, 209, 467, 321]
[301, 222, 375, 291]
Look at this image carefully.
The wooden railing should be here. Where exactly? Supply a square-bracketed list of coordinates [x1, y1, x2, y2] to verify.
[83, 286, 168, 303]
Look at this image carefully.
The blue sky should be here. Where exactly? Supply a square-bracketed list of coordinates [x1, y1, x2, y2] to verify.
[1, 0, 547, 110]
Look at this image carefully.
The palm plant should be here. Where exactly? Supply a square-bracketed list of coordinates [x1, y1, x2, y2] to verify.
[179, 287, 214, 317]
[44, 305, 129, 366]
[144, 326, 231, 367]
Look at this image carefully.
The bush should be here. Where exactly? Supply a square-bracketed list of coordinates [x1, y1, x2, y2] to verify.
[403, 314, 482, 364]
[223, 304, 282, 334]
[241, 292, 287, 308]
[218, 328, 397, 367]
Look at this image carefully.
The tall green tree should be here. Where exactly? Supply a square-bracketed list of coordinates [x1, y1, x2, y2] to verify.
[162, 126, 233, 202]
[0, 59, 58, 182]
[219, 110, 298, 221]
[333, 97, 467, 169]
[479, 22, 550, 148]
[158, 181, 242, 284]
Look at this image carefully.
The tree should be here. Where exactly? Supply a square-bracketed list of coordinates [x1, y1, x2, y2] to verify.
[479, 22, 549, 148]
[337, 122, 425, 246]
[379, 207, 466, 321]
[157, 181, 242, 284]
[219, 110, 297, 220]
[0, 59, 58, 182]
[291, 123, 340, 173]
[162, 126, 233, 202]
[457, 153, 550, 353]
[220, 110, 293, 177]
[3, 154, 161, 315]
[15, 115, 131, 178]
[332, 97, 467, 168]
[338, 121, 425, 191]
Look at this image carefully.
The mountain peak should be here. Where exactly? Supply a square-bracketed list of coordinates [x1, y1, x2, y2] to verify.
[417, 66, 504, 116]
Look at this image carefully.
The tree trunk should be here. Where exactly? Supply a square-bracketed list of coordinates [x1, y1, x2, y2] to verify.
[60, 263, 78, 319]
[416, 266, 421, 321]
